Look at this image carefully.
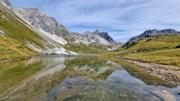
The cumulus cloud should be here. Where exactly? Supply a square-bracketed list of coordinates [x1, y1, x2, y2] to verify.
[10, 0, 180, 42]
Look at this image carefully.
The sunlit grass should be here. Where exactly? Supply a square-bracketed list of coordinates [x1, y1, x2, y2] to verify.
[0, 5, 45, 48]
[124, 48, 180, 67]
[112, 35, 180, 67]
[64, 44, 108, 54]
[0, 35, 35, 60]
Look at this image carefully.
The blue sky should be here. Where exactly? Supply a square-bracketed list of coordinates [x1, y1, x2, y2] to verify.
[10, 0, 180, 42]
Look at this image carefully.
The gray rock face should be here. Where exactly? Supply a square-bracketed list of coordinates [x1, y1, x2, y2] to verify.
[65, 30, 116, 46]
[13, 8, 117, 46]
[13, 8, 69, 37]
[93, 30, 115, 43]
[129, 29, 180, 42]
[0, 0, 11, 6]
[83, 30, 116, 45]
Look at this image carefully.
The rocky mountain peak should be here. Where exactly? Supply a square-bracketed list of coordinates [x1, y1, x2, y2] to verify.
[13, 8, 69, 37]
[94, 30, 100, 34]
[93, 30, 115, 43]
[11, 4, 117, 46]
[129, 29, 180, 42]
[158, 29, 178, 34]
[142, 29, 158, 35]
[143, 29, 179, 35]
[0, 0, 11, 6]
[22, 8, 39, 12]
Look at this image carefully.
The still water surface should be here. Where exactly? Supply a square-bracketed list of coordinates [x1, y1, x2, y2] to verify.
[0, 56, 179, 101]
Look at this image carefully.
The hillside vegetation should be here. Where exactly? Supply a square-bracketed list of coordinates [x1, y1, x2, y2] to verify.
[0, 35, 35, 60]
[0, 3, 117, 59]
[0, 4, 46, 48]
[111, 35, 180, 66]
[65, 44, 109, 54]
[0, 4, 46, 60]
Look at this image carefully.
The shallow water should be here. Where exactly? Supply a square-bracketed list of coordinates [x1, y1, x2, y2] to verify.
[0, 55, 179, 101]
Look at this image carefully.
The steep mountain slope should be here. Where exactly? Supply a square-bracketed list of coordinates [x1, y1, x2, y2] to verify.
[0, 33, 35, 60]
[64, 30, 118, 54]
[0, 0, 118, 56]
[12, 7, 117, 47]
[0, 0, 11, 6]
[0, 2, 76, 56]
[13, 8, 69, 45]
[67, 30, 116, 45]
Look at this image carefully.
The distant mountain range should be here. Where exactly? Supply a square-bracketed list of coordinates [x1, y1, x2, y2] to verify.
[129, 29, 180, 42]
[0, 0, 118, 55]
[12, 6, 117, 46]
[2, 0, 179, 56]
[122, 29, 180, 49]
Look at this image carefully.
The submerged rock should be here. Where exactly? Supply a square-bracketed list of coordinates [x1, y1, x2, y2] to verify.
[46, 75, 177, 101]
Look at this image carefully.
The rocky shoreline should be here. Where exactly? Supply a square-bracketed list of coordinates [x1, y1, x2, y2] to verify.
[122, 58, 180, 85]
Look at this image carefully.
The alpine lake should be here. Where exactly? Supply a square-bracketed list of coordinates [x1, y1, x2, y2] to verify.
[0, 55, 179, 101]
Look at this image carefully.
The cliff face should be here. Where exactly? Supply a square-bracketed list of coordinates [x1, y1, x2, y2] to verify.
[0, 0, 11, 6]
[0, 2, 77, 55]
[13, 8, 117, 46]
[13, 8, 69, 38]
[0, 0, 118, 55]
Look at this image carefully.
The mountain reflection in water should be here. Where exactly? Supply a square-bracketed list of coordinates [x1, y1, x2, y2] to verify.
[0, 56, 179, 101]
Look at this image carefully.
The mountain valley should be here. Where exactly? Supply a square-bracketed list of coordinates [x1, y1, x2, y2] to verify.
[0, 0, 180, 101]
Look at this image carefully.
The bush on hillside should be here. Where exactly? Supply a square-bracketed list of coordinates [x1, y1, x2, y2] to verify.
[175, 44, 180, 48]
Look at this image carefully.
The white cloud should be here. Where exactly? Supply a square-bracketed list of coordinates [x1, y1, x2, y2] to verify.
[11, 0, 180, 42]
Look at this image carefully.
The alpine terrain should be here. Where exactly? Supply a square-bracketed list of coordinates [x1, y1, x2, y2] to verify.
[0, 0, 118, 60]
[0, 0, 179, 101]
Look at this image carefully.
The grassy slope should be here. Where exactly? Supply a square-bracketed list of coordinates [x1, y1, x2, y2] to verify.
[112, 35, 180, 66]
[0, 4, 51, 60]
[124, 48, 180, 66]
[121, 35, 180, 52]
[0, 35, 35, 60]
[0, 5, 45, 48]
[0, 4, 110, 56]
[64, 44, 109, 54]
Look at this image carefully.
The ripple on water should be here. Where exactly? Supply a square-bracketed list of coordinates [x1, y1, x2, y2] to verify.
[1, 56, 179, 101]
[45, 70, 179, 101]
